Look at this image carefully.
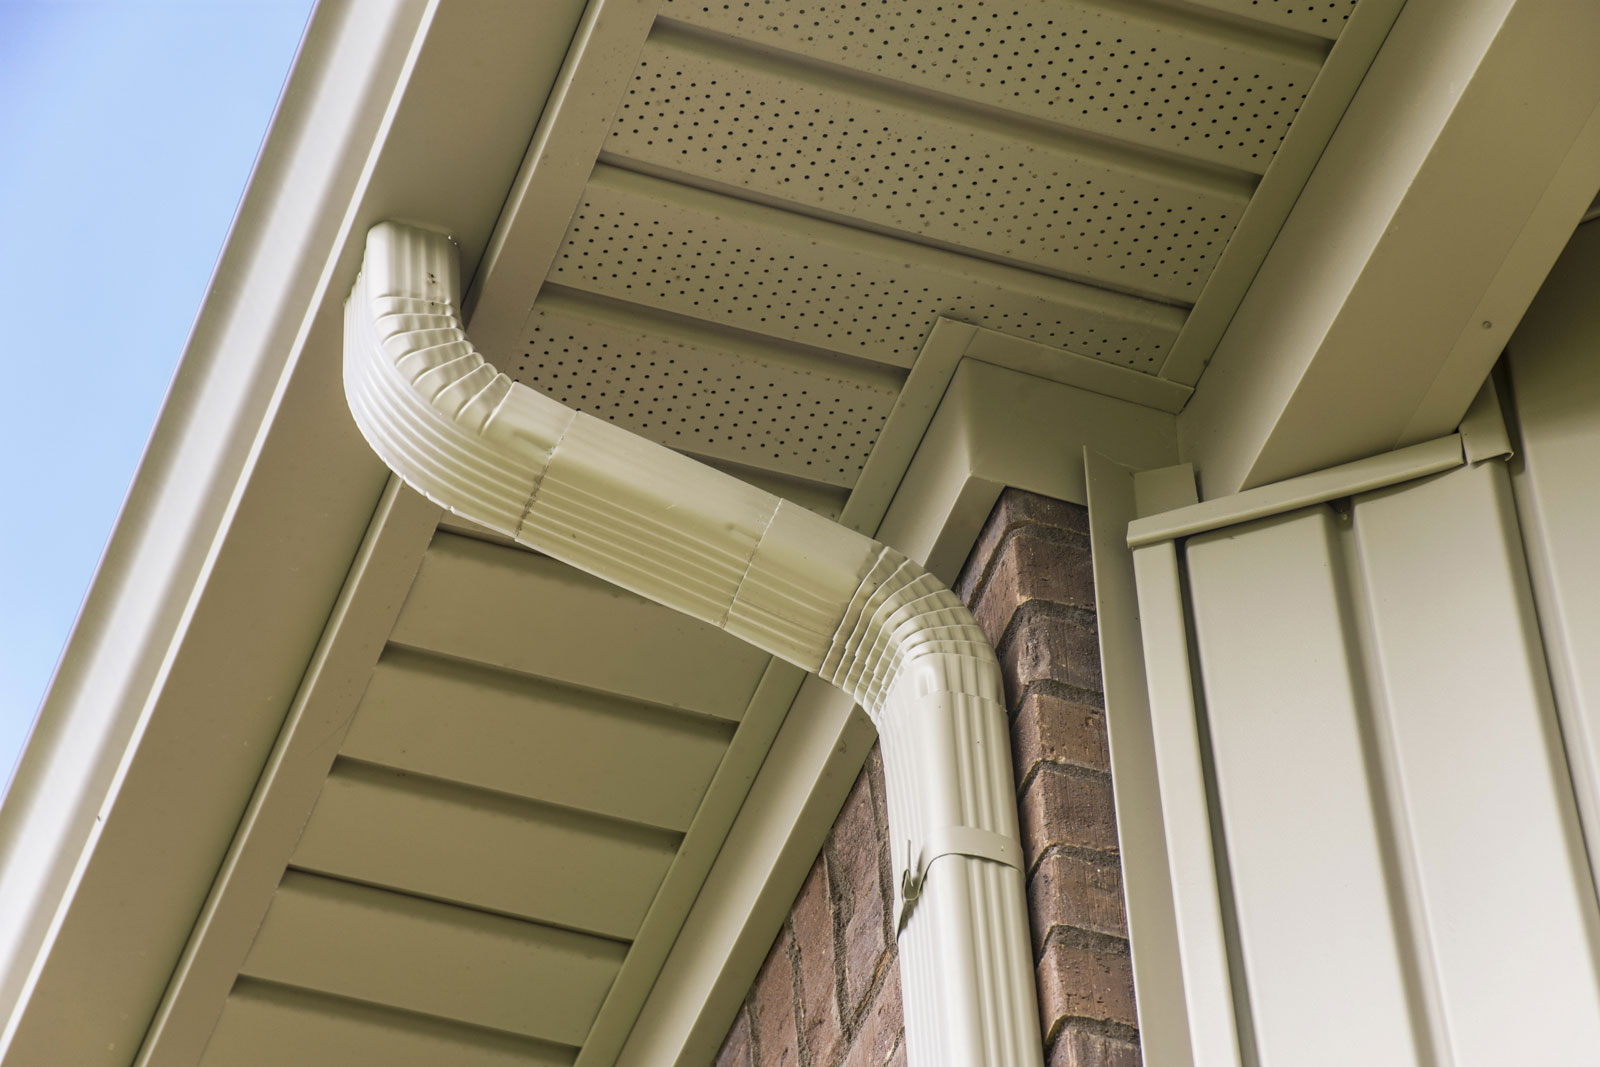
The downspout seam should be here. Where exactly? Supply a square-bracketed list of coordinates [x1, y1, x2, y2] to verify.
[719, 496, 785, 630]
[513, 404, 579, 539]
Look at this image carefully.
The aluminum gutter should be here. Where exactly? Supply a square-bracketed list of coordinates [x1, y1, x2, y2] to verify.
[0, 4, 589, 1063]
[346, 221, 1043, 1067]
[0, 4, 434, 1057]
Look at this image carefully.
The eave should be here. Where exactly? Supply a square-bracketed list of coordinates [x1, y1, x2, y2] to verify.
[4, 0, 1598, 1063]
[0, 3, 591, 1061]
[1181, 0, 1600, 494]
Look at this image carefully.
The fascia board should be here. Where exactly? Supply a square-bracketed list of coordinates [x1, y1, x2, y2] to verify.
[1504, 222, 1600, 931]
[879, 360, 1182, 586]
[1155, 0, 1407, 386]
[1179, 0, 1600, 498]
[610, 359, 1180, 1067]
[0, 2, 589, 1064]
[842, 318, 1193, 543]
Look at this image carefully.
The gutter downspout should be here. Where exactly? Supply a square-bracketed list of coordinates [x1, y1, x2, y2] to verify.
[344, 222, 1042, 1067]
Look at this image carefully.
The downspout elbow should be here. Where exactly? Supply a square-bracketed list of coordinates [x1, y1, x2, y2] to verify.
[345, 222, 1043, 1066]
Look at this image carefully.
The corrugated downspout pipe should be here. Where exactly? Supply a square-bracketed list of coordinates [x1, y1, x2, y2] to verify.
[344, 222, 1042, 1067]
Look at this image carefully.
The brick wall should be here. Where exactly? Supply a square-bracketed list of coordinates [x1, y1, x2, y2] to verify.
[717, 490, 1140, 1067]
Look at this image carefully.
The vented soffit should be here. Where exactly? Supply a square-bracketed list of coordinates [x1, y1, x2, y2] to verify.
[463, 0, 1396, 515]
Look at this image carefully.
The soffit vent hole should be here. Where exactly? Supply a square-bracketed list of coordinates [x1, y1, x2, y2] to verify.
[516, 308, 898, 487]
[660, 0, 1320, 172]
[606, 39, 1245, 301]
[550, 183, 1180, 368]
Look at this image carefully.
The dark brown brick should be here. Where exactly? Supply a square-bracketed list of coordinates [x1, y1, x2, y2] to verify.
[864, 746, 889, 838]
[1001, 608, 1103, 705]
[1013, 690, 1111, 784]
[1049, 1024, 1142, 1067]
[831, 765, 891, 1021]
[751, 928, 800, 1067]
[1037, 939, 1138, 1039]
[791, 859, 843, 1067]
[1029, 850, 1128, 954]
[971, 526, 1096, 646]
[956, 491, 1091, 605]
[717, 1004, 754, 1067]
[842, 964, 904, 1067]
[1003, 490, 1091, 538]
[1020, 765, 1119, 866]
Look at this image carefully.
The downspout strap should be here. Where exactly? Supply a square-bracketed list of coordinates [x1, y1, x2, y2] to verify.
[898, 826, 1024, 932]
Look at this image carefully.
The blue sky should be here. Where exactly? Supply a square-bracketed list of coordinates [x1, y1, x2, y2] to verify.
[0, 1, 316, 789]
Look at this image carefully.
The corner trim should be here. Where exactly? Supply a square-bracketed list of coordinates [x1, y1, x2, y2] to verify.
[614, 358, 1183, 1067]
[1128, 434, 1465, 548]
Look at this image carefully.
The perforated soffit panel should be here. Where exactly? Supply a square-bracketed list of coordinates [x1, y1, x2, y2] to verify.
[510, 0, 1358, 498]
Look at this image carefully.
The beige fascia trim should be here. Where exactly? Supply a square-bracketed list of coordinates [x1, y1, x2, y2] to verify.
[1177, 0, 1600, 496]
[877, 358, 1184, 585]
[0, 3, 592, 1063]
[0, 2, 436, 1061]
[1079, 451, 1204, 1067]
[1132, 376, 1515, 548]
[346, 222, 1042, 1067]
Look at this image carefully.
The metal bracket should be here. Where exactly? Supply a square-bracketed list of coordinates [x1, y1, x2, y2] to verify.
[897, 826, 1024, 932]
[1459, 375, 1515, 465]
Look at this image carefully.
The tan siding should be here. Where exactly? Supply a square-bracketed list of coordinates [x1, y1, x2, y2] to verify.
[241, 872, 624, 1046]
[344, 649, 732, 831]
[202, 980, 575, 1067]
[292, 762, 678, 940]
[390, 533, 770, 718]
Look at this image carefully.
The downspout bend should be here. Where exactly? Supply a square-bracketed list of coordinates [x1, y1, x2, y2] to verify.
[345, 222, 1043, 1067]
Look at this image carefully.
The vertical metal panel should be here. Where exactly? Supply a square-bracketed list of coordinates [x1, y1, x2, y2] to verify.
[1353, 462, 1600, 1063]
[1129, 542, 1242, 1067]
[1132, 449, 1600, 1063]
[1086, 452, 1194, 1067]
[1184, 508, 1424, 1066]
[1508, 221, 1600, 892]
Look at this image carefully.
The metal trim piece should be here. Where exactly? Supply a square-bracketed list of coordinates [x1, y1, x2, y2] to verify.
[1458, 376, 1514, 464]
[1083, 450, 1194, 1067]
[1127, 434, 1465, 547]
[1129, 541, 1245, 1067]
